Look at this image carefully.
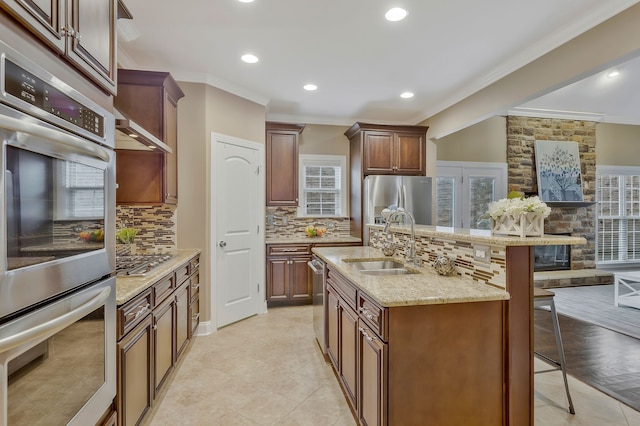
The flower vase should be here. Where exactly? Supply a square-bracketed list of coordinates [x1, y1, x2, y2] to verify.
[491, 212, 544, 238]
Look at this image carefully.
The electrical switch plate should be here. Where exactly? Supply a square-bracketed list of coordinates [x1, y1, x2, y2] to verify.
[473, 245, 491, 264]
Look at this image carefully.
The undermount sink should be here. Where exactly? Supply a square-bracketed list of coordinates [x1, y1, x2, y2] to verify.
[344, 259, 417, 276]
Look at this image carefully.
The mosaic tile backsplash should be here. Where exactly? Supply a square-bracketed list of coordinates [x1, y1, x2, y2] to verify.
[265, 206, 351, 239]
[116, 205, 177, 254]
[369, 228, 507, 289]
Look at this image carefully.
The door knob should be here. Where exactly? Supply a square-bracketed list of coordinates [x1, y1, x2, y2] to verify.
[219, 241, 227, 247]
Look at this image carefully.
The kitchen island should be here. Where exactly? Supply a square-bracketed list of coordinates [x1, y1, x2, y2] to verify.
[314, 227, 586, 426]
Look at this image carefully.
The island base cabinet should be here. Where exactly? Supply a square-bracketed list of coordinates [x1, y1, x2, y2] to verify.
[358, 320, 387, 426]
[340, 300, 358, 408]
[153, 297, 175, 395]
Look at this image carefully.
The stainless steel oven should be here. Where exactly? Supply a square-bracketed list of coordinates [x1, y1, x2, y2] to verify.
[0, 40, 116, 425]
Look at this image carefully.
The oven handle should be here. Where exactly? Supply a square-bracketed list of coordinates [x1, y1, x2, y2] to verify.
[0, 114, 111, 162]
[0, 287, 111, 354]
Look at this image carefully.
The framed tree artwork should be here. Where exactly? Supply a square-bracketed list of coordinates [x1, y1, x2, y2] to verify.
[534, 140, 584, 202]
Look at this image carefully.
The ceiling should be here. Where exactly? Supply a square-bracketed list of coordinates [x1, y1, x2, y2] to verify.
[117, 0, 640, 127]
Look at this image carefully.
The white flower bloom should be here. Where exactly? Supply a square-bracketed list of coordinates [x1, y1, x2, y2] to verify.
[487, 195, 551, 220]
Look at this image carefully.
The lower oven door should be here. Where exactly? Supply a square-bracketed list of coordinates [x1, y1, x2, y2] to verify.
[0, 277, 116, 426]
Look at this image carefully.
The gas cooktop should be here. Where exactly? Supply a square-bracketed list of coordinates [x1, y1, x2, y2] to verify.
[116, 254, 176, 277]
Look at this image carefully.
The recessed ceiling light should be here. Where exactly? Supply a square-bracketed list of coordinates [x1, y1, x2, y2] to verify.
[241, 54, 259, 64]
[303, 84, 318, 91]
[385, 7, 407, 22]
[606, 69, 620, 78]
[237, 0, 254, 3]
[400, 92, 414, 99]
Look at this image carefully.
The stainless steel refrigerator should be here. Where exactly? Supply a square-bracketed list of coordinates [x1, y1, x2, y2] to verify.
[363, 175, 432, 243]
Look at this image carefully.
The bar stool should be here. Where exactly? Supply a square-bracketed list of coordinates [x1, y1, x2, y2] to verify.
[534, 287, 575, 414]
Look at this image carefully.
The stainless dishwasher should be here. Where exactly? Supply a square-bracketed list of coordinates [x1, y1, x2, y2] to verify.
[308, 255, 327, 354]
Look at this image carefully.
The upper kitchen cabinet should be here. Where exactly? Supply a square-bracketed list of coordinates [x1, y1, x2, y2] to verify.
[0, 0, 117, 94]
[266, 122, 305, 206]
[345, 123, 428, 176]
[115, 69, 185, 205]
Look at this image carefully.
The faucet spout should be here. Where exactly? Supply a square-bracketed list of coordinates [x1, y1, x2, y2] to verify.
[387, 208, 421, 266]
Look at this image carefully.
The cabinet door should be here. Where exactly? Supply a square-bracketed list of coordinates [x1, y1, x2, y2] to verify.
[175, 281, 190, 360]
[66, 0, 117, 94]
[115, 150, 164, 204]
[189, 294, 200, 337]
[153, 297, 175, 395]
[266, 257, 289, 303]
[358, 320, 387, 426]
[326, 285, 340, 369]
[340, 301, 359, 408]
[117, 313, 153, 426]
[266, 130, 299, 206]
[394, 132, 425, 175]
[0, 0, 66, 52]
[362, 131, 394, 174]
[290, 255, 312, 302]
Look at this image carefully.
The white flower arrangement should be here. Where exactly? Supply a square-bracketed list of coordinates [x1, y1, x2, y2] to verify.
[487, 193, 551, 220]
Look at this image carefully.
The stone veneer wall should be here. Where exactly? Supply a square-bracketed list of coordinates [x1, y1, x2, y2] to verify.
[265, 206, 351, 239]
[369, 229, 507, 289]
[116, 205, 177, 254]
[507, 116, 596, 270]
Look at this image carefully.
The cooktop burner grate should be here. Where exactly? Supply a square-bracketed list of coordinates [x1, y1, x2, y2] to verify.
[116, 254, 176, 277]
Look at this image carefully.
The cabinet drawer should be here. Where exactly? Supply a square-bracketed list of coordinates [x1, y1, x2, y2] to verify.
[327, 268, 357, 310]
[189, 255, 200, 273]
[117, 288, 152, 341]
[358, 293, 388, 342]
[189, 271, 200, 303]
[153, 273, 175, 306]
[175, 261, 190, 286]
[267, 244, 311, 256]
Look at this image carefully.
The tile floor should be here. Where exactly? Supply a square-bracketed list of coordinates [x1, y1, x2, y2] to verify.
[143, 305, 640, 425]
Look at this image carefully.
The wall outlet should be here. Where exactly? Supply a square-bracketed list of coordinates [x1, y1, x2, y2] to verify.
[474, 245, 491, 264]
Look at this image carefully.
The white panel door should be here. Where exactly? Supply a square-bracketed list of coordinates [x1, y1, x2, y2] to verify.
[213, 134, 264, 328]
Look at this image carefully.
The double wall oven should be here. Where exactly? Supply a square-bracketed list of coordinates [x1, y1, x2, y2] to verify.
[0, 41, 116, 425]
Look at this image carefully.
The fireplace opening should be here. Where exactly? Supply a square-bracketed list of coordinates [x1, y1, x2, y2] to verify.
[534, 234, 571, 271]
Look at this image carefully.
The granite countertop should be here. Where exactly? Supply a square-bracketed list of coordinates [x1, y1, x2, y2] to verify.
[266, 234, 362, 245]
[312, 246, 510, 308]
[370, 224, 587, 247]
[116, 249, 200, 305]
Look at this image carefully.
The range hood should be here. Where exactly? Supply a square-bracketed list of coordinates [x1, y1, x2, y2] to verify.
[114, 109, 172, 153]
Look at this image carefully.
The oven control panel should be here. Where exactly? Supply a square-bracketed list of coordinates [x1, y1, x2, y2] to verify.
[3, 59, 105, 138]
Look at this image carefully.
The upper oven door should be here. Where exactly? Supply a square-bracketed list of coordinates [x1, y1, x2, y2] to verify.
[0, 107, 115, 320]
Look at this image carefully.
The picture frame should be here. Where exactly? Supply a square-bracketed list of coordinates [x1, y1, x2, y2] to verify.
[534, 140, 584, 202]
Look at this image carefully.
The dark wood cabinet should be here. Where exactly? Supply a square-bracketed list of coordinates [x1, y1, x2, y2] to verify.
[344, 122, 428, 240]
[117, 308, 153, 426]
[266, 244, 312, 306]
[266, 122, 304, 206]
[116, 253, 200, 425]
[0, 0, 117, 93]
[326, 266, 504, 426]
[115, 70, 185, 205]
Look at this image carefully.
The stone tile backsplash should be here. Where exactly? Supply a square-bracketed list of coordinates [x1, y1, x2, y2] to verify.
[116, 205, 177, 254]
[265, 206, 351, 239]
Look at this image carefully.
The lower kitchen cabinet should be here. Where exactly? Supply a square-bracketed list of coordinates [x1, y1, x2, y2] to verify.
[153, 295, 175, 394]
[326, 266, 504, 426]
[266, 244, 312, 306]
[116, 252, 200, 426]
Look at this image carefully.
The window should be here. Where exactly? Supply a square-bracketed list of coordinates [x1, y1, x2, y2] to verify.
[298, 155, 347, 217]
[596, 166, 640, 265]
[436, 161, 507, 229]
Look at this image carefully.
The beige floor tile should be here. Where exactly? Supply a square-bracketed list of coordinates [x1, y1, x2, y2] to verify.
[145, 305, 639, 426]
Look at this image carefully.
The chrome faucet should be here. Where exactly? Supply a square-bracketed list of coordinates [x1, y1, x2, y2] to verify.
[384, 208, 421, 266]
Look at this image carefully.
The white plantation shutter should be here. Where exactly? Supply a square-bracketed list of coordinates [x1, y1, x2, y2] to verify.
[596, 166, 640, 264]
[298, 155, 347, 217]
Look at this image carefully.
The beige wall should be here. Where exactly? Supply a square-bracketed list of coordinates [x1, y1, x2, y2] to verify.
[176, 81, 265, 327]
[298, 124, 350, 156]
[596, 123, 640, 166]
[436, 116, 507, 163]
